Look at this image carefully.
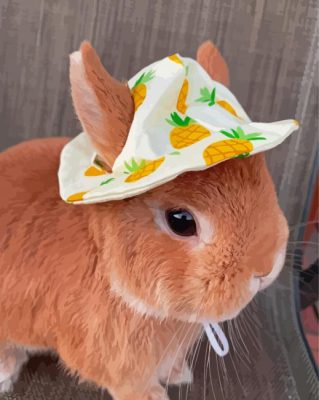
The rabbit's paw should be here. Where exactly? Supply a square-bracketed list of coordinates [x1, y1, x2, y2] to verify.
[116, 385, 169, 400]
[0, 373, 15, 393]
[159, 354, 193, 386]
[0, 343, 28, 393]
[166, 363, 193, 385]
[147, 385, 170, 400]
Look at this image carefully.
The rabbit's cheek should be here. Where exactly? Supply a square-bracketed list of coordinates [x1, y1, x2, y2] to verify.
[109, 269, 169, 320]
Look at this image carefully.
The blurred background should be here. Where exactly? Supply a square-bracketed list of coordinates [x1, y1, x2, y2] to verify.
[0, 1, 318, 399]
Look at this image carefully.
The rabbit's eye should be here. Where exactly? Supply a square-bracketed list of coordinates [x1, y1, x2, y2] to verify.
[165, 209, 197, 237]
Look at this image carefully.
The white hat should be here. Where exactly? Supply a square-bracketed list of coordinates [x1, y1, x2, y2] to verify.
[58, 54, 299, 204]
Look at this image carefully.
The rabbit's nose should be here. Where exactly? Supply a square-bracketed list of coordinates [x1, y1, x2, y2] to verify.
[257, 247, 287, 291]
[255, 271, 270, 279]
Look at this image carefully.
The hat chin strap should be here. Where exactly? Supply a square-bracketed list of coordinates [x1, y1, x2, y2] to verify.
[203, 322, 229, 357]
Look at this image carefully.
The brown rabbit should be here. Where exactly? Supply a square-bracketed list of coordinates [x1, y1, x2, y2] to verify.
[0, 41, 289, 400]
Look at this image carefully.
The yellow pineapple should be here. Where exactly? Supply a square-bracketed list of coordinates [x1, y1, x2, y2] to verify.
[84, 165, 106, 176]
[176, 65, 190, 114]
[67, 191, 88, 202]
[124, 157, 165, 183]
[169, 55, 189, 113]
[177, 78, 189, 114]
[203, 127, 266, 166]
[215, 100, 238, 116]
[196, 87, 240, 118]
[166, 112, 211, 149]
[131, 70, 155, 111]
[168, 54, 184, 65]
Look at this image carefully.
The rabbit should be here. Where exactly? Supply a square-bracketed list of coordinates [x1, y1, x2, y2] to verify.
[0, 40, 289, 400]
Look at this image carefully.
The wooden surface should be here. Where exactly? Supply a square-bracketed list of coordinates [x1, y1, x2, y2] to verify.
[0, 1, 318, 399]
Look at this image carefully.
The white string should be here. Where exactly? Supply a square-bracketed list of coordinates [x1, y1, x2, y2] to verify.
[203, 322, 229, 357]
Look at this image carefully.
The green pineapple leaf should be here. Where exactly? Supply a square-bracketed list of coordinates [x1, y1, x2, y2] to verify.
[248, 137, 267, 140]
[139, 159, 146, 169]
[125, 158, 147, 173]
[235, 127, 245, 138]
[196, 87, 216, 106]
[220, 130, 235, 139]
[195, 87, 211, 103]
[166, 118, 177, 127]
[201, 87, 211, 98]
[220, 127, 266, 141]
[231, 128, 240, 138]
[132, 73, 145, 89]
[124, 161, 133, 172]
[131, 158, 139, 170]
[143, 70, 155, 83]
[235, 153, 250, 159]
[124, 161, 134, 173]
[132, 70, 155, 89]
[100, 178, 115, 186]
[244, 132, 266, 140]
[209, 88, 216, 106]
[167, 112, 195, 127]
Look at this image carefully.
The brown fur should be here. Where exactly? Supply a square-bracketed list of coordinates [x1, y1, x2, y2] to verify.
[70, 41, 134, 170]
[0, 42, 288, 399]
[197, 41, 229, 86]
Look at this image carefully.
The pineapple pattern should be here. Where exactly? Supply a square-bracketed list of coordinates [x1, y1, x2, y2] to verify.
[124, 157, 165, 183]
[169, 54, 190, 114]
[166, 112, 211, 149]
[168, 54, 184, 65]
[84, 165, 106, 176]
[67, 191, 88, 203]
[177, 78, 189, 114]
[203, 127, 266, 166]
[131, 70, 155, 111]
[196, 87, 240, 118]
[176, 65, 190, 114]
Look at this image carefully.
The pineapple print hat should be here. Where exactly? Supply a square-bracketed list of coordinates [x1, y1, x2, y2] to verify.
[59, 53, 299, 204]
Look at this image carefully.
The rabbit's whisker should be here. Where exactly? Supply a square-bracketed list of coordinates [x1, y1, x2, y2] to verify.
[141, 320, 185, 395]
[203, 337, 209, 400]
[184, 329, 205, 400]
[176, 323, 198, 400]
[288, 240, 318, 247]
[163, 299, 205, 395]
[214, 346, 225, 400]
[228, 319, 250, 369]
[289, 220, 319, 231]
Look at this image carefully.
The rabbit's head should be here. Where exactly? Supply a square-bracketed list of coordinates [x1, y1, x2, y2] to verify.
[69, 42, 288, 323]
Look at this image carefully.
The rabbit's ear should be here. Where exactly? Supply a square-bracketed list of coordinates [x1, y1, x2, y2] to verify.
[69, 42, 134, 171]
[197, 41, 229, 87]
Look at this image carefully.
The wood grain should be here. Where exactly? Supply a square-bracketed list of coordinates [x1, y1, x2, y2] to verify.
[0, 1, 318, 399]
